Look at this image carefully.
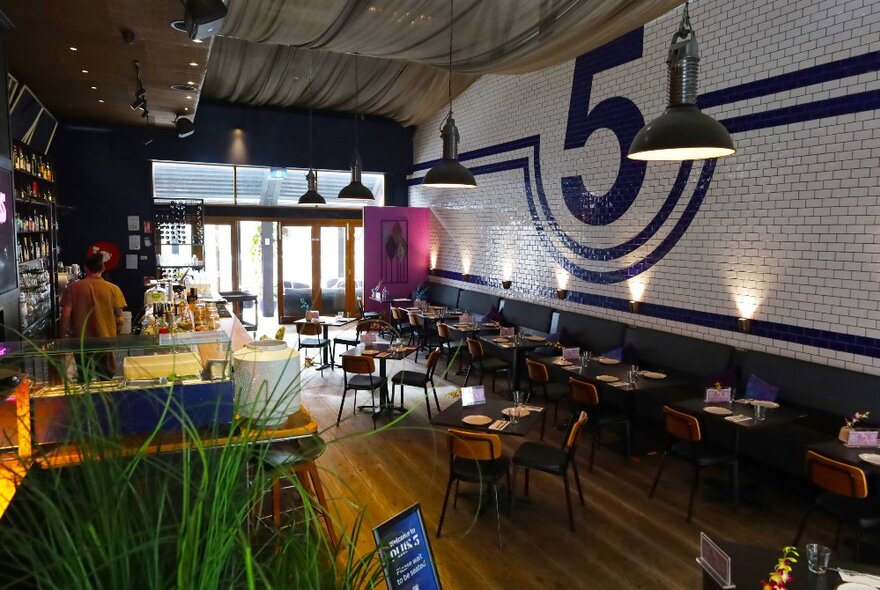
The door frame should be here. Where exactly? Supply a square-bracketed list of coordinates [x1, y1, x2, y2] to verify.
[203, 217, 240, 292]
[277, 218, 361, 324]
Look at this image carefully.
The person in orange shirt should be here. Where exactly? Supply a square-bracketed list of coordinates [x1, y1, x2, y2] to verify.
[60, 252, 127, 378]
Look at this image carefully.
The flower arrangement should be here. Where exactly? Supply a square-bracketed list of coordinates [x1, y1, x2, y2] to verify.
[412, 283, 429, 302]
[761, 546, 798, 589]
[846, 410, 871, 427]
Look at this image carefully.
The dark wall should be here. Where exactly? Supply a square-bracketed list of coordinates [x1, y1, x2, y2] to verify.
[52, 101, 413, 309]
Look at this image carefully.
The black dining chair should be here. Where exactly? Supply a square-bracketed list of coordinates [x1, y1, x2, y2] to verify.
[390, 347, 443, 419]
[356, 297, 381, 321]
[437, 428, 511, 548]
[337, 355, 387, 429]
[525, 358, 569, 440]
[295, 322, 331, 376]
[512, 411, 589, 531]
[793, 450, 880, 561]
[649, 405, 738, 522]
[463, 338, 511, 394]
[331, 320, 371, 369]
[569, 377, 631, 470]
[437, 322, 465, 373]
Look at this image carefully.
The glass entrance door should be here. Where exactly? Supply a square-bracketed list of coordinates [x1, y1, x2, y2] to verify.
[278, 220, 361, 322]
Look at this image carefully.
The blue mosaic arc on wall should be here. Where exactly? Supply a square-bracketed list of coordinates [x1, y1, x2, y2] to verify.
[412, 34, 880, 359]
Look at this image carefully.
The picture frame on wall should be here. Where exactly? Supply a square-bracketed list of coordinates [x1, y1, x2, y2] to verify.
[381, 219, 408, 284]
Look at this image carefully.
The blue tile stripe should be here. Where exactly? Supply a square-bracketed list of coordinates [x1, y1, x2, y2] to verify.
[699, 49, 880, 109]
[430, 269, 880, 360]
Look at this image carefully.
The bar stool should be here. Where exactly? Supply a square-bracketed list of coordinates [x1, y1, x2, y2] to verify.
[258, 435, 338, 550]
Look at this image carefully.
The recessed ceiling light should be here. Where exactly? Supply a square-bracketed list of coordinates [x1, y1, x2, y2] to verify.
[187, 81, 196, 85]
[185, 95, 193, 100]
[170, 83, 198, 92]
[184, 107, 189, 111]
[90, 86, 97, 90]
[69, 46, 78, 51]
[193, 39, 204, 44]
[98, 99, 104, 103]
[188, 62, 199, 67]
[81, 69, 89, 74]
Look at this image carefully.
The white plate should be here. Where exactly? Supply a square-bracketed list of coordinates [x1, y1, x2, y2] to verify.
[552, 359, 573, 366]
[640, 371, 667, 379]
[837, 583, 876, 590]
[493, 337, 510, 343]
[704, 406, 733, 416]
[597, 358, 620, 365]
[859, 453, 880, 467]
[501, 407, 530, 418]
[526, 336, 545, 342]
[462, 415, 493, 426]
[596, 375, 619, 383]
[751, 400, 780, 409]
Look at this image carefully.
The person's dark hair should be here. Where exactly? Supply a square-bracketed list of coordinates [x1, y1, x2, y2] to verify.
[84, 253, 105, 273]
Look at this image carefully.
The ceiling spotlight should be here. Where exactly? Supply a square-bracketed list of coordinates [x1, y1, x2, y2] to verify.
[81, 69, 89, 74]
[98, 99, 105, 103]
[186, 81, 196, 85]
[175, 116, 195, 138]
[184, 0, 228, 40]
[90, 86, 97, 90]
[69, 46, 77, 52]
[184, 107, 189, 111]
[185, 95, 193, 100]
[130, 95, 147, 110]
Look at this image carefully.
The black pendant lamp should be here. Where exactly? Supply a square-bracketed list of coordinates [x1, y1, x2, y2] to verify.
[422, 0, 476, 188]
[299, 56, 325, 205]
[339, 54, 374, 200]
[627, 1, 735, 161]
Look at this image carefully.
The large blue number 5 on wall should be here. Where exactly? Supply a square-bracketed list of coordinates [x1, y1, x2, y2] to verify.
[562, 28, 647, 226]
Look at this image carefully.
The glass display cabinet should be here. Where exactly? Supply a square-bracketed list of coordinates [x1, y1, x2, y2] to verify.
[0, 331, 234, 454]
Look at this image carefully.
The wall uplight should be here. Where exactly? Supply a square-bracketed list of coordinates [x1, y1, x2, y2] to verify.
[430, 250, 438, 271]
[556, 289, 568, 300]
[735, 293, 759, 334]
[501, 280, 512, 290]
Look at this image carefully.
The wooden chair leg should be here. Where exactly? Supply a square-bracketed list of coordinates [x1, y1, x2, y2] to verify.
[294, 462, 338, 550]
[687, 466, 701, 523]
[571, 460, 585, 506]
[272, 477, 282, 529]
[649, 450, 669, 498]
[437, 476, 455, 538]
[563, 472, 575, 532]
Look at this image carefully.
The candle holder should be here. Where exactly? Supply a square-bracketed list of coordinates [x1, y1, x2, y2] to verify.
[629, 300, 640, 314]
[737, 317, 751, 334]
[556, 289, 568, 300]
[501, 280, 512, 290]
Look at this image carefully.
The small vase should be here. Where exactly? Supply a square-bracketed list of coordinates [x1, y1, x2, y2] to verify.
[839, 425, 853, 443]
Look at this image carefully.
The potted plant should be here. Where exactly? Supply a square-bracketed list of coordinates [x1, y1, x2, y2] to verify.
[840, 410, 871, 442]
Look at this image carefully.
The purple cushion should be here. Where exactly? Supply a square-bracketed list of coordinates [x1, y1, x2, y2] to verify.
[603, 346, 623, 361]
[547, 326, 576, 348]
[745, 374, 780, 402]
[482, 305, 504, 324]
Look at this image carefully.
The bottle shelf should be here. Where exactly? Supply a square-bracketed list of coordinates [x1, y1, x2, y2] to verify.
[19, 256, 50, 267]
[14, 168, 54, 184]
[21, 309, 52, 335]
[15, 197, 52, 207]
[16, 230, 51, 236]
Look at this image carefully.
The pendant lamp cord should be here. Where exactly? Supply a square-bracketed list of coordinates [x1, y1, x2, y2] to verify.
[675, 0, 693, 41]
[441, 0, 454, 130]
[354, 53, 360, 150]
[308, 51, 314, 170]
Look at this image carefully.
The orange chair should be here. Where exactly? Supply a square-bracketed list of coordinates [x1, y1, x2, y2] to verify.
[525, 358, 569, 440]
[793, 450, 880, 561]
[437, 428, 510, 548]
[512, 411, 589, 531]
[463, 338, 511, 393]
[569, 377, 631, 470]
[649, 406, 738, 522]
[337, 355, 386, 429]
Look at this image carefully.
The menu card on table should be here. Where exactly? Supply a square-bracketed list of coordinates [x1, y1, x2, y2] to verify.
[846, 429, 880, 448]
[499, 327, 515, 337]
[306, 310, 320, 321]
[459, 312, 474, 325]
[361, 332, 377, 347]
[562, 347, 580, 361]
[705, 387, 732, 404]
[460, 385, 486, 407]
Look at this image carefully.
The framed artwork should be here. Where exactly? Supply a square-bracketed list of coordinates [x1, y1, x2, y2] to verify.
[381, 220, 408, 284]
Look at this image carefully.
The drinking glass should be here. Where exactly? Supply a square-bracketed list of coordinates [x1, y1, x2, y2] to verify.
[510, 391, 525, 424]
[806, 543, 830, 574]
[753, 404, 767, 421]
[629, 364, 640, 387]
[581, 351, 591, 368]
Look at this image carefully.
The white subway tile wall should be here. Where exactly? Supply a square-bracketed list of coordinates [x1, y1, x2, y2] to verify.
[409, 0, 880, 375]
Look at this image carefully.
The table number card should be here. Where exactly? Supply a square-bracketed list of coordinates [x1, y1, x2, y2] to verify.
[562, 347, 580, 361]
[459, 312, 474, 325]
[846, 429, 880, 448]
[696, 532, 735, 589]
[306, 310, 320, 321]
[361, 332, 377, 347]
[499, 327, 515, 337]
[705, 387, 732, 404]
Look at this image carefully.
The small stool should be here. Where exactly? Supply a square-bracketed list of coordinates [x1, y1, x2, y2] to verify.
[263, 436, 337, 549]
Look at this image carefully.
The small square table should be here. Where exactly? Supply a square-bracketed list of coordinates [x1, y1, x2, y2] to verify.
[430, 398, 544, 437]
[294, 316, 358, 368]
[479, 334, 549, 391]
[342, 343, 418, 416]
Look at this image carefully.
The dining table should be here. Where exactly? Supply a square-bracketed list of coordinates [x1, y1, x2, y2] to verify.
[341, 342, 418, 417]
[294, 315, 358, 369]
[807, 438, 880, 477]
[441, 319, 501, 374]
[479, 333, 550, 391]
[429, 398, 544, 437]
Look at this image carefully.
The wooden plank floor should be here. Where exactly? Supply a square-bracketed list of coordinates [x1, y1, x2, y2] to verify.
[292, 347, 846, 590]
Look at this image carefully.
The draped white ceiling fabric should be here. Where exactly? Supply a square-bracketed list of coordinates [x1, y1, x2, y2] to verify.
[203, 0, 684, 125]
